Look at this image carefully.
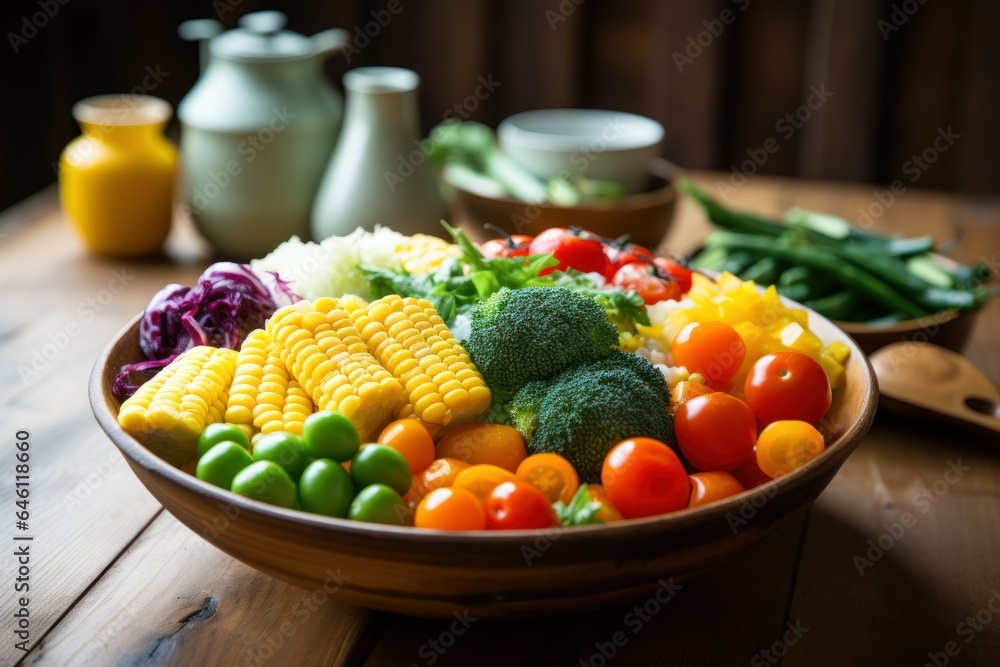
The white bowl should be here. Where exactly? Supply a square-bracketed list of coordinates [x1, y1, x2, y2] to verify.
[497, 109, 664, 194]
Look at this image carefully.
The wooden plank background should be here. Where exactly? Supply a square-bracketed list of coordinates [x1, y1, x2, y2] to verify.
[1, 0, 998, 213]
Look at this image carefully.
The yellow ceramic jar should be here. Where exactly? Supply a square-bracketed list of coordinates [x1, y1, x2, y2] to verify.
[59, 95, 177, 256]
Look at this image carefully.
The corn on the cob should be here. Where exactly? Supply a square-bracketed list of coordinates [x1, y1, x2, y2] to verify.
[347, 295, 491, 430]
[118, 346, 238, 444]
[266, 297, 404, 442]
[225, 329, 314, 443]
[395, 234, 461, 274]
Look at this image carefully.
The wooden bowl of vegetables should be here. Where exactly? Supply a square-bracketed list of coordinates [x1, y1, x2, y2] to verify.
[683, 182, 995, 355]
[429, 120, 678, 249]
[90, 246, 878, 618]
[447, 158, 679, 250]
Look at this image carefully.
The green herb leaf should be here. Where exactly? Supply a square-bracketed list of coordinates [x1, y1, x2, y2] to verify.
[364, 223, 651, 331]
[554, 484, 605, 526]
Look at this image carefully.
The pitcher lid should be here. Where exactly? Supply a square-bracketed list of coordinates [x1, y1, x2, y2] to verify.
[211, 11, 314, 62]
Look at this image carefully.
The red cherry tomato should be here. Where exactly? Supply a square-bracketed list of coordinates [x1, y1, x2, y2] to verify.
[731, 452, 772, 490]
[529, 228, 611, 276]
[480, 234, 533, 258]
[688, 471, 745, 507]
[744, 352, 832, 425]
[671, 321, 746, 387]
[674, 393, 757, 471]
[653, 257, 694, 294]
[606, 243, 655, 273]
[612, 262, 683, 305]
[485, 481, 559, 530]
[601, 438, 691, 518]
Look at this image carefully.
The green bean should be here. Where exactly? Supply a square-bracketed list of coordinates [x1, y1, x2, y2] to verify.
[576, 178, 626, 199]
[705, 232, 930, 318]
[830, 244, 983, 311]
[484, 151, 548, 204]
[906, 255, 953, 289]
[883, 236, 936, 257]
[720, 251, 758, 275]
[785, 207, 854, 241]
[545, 178, 581, 207]
[690, 246, 730, 271]
[680, 181, 787, 236]
[786, 207, 934, 256]
[777, 266, 838, 299]
[776, 283, 813, 303]
[951, 261, 993, 289]
[778, 266, 814, 286]
[740, 256, 779, 284]
[921, 287, 984, 311]
[804, 290, 878, 322]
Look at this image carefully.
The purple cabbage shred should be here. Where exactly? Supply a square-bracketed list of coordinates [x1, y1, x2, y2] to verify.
[113, 262, 299, 400]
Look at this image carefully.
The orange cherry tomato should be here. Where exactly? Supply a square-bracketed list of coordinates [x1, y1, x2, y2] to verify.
[415, 488, 486, 531]
[601, 438, 690, 519]
[674, 393, 757, 471]
[378, 419, 436, 475]
[452, 464, 518, 504]
[688, 471, 746, 508]
[731, 452, 771, 489]
[434, 423, 527, 472]
[755, 420, 826, 478]
[667, 380, 715, 414]
[586, 484, 623, 523]
[671, 321, 747, 388]
[515, 453, 580, 504]
[408, 457, 472, 504]
[485, 481, 559, 530]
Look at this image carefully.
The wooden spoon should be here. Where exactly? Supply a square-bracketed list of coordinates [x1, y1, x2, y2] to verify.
[870, 341, 1000, 438]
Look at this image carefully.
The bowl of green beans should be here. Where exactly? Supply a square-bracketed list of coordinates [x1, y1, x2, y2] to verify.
[682, 182, 996, 355]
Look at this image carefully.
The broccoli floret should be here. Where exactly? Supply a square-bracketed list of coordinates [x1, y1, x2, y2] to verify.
[467, 286, 619, 394]
[508, 351, 674, 482]
[479, 389, 515, 425]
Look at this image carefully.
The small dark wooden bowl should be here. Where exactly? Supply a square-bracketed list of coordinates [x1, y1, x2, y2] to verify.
[449, 158, 679, 248]
[90, 306, 877, 619]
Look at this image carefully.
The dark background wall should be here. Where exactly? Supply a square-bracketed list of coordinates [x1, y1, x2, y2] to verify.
[1, 0, 998, 213]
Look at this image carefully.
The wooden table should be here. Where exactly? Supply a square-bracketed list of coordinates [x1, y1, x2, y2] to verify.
[3, 175, 999, 667]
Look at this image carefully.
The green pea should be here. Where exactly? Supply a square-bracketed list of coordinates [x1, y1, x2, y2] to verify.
[198, 423, 250, 457]
[196, 442, 253, 489]
[302, 411, 360, 462]
[230, 461, 297, 508]
[298, 459, 355, 518]
[348, 484, 408, 525]
[252, 432, 311, 481]
[350, 444, 412, 495]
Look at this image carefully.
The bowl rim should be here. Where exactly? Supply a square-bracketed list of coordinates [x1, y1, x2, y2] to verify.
[498, 108, 665, 153]
[448, 157, 680, 212]
[90, 298, 878, 547]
